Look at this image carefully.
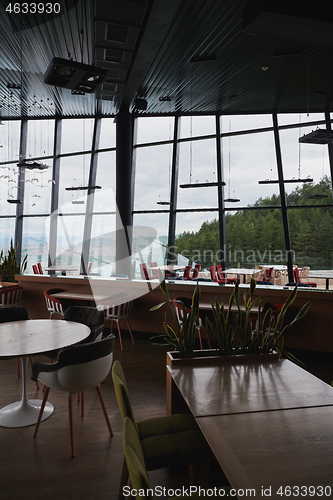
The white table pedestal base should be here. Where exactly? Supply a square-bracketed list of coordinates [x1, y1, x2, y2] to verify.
[0, 399, 53, 428]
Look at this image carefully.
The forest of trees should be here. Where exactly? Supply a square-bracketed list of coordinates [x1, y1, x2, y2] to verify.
[174, 177, 333, 270]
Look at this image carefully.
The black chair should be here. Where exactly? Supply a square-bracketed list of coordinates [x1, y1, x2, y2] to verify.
[32, 334, 116, 457]
[43, 306, 105, 360]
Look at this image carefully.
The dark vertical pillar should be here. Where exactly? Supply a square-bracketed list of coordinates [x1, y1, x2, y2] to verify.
[116, 106, 134, 276]
[14, 119, 27, 265]
[216, 114, 227, 269]
[81, 114, 101, 274]
[167, 113, 180, 264]
[48, 116, 62, 266]
[324, 110, 333, 194]
[272, 112, 294, 282]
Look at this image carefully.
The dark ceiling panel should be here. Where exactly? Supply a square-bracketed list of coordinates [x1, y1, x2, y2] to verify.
[1, 0, 333, 119]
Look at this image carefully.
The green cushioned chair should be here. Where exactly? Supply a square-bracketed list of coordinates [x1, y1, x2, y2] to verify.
[112, 361, 214, 498]
[123, 417, 231, 500]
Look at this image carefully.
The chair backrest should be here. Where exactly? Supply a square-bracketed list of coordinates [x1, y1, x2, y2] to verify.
[139, 263, 150, 280]
[182, 265, 192, 280]
[32, 264, 39, 274]
[215, 264, 225, 280]
[37, 263, 43, 274]
[263, 267, 274, 281]
[0, 306, 29, 322]
[0, 286, 23, 307]
[209, 266, 218, 281]
[44, 288, 65, 314]
[32, 335, 116, 392]
[293, 267, 300, 282]
[98, 295, 134, 321]
[191, 267, 199, 279]
[112, 360, 138, 433]
[122, 417, 154, 499]
[64, 306, 105, 342]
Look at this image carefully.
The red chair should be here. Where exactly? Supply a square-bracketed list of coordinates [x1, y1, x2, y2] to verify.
[293, 267, 317, 288]
[183, 265, 200, 280]
[0, 286, 23, 307]
[43, 288, 66, 318]
[210, 266, 236, 284]
[215, 265, 238, 284]
[139, 263, 158, 280]
[32, 263, 43, 274]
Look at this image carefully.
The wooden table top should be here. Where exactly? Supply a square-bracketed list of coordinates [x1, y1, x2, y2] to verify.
[197, 406, 333, 497]
[168, 359, 333, 417]
[0, 319, 90, 357]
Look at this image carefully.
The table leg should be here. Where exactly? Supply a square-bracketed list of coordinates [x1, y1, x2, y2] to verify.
[0, 356, 54, 428]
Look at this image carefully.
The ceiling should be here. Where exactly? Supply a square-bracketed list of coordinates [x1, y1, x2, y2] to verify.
[1, 0, 333, 119]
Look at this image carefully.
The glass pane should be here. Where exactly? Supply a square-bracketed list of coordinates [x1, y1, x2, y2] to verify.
[60, 118, 94, 154]
[180, 115, 216, 138]
[0, 218, 15, 251]
[222, 130, 277, 208]
[26, 120, 55, 158]
[22, 217, 49, 273]
[58, 155, 90, 211]
[0, 121, 20, 162]
[133, 213, 169, 278]
[221, 114, 273, 134]
[99, 118, 116, 150]
[95, 151, 116, 193]
[54, 215, 85, 269]
[178, 139, 218, 209]
[23, 164, 53, 214]
[134, 144, 172, 210]
[0, 162, 19, 215]
[175, 211, 219, 270]
[136, 116, 174, 144]
[89, 213, 116, 277]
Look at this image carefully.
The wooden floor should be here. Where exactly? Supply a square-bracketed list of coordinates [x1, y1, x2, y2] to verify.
[0, 335, 332, 500]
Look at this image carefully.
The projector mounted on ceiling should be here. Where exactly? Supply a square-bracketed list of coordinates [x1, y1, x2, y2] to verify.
[299, 129, 333, 144]
[44, 58, 107, 93]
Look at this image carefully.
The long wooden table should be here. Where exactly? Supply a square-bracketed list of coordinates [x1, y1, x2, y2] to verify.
[167, 358, 333, 497]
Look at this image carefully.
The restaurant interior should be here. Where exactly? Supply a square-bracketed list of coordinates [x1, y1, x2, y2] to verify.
[1, 0, 333, 498]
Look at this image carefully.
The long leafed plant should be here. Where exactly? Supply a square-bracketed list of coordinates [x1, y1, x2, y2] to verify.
[0, 240, 28, 282]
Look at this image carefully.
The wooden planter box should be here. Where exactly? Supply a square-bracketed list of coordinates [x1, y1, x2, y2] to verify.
[166, 348, 279, 366]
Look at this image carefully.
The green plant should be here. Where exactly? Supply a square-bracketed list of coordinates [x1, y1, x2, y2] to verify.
[206, 278, 310, 363]
[0, 240, 28, 282]
[150, 276, 200, 358]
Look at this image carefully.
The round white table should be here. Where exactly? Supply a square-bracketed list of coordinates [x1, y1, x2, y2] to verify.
[0, 319, 90, 428]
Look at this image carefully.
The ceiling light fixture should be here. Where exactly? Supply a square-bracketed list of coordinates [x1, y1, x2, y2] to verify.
[65, 185, 101, 191]
[180, 181, 226, 188]
[17, 161, 49, 170]
[299, 129, 333, 144]
[44, 58, 107, 93]
[258, 178, 313, 184]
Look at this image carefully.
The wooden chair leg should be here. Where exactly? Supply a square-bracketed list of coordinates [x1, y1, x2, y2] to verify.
[117, 322, 124, 352]
[33, 386, 50, 438]
[126, 319, 135, 345]
[118, 456, 129, 499]
[96, 385, 113, 435]
[68, 394, 75, 458]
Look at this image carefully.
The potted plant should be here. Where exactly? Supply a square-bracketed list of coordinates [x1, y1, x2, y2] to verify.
[206, 278, 310, 364]
[151, 277, 310, 366]
[0, 240, 28, 282]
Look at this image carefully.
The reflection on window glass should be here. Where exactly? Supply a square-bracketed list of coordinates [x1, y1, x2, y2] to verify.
[89, 214, 116, 277]
[133, 213, 169, 278]
[23, 165, 53, 214]
[134, 144, 172, 210]
[95, 151, 116, 194]
[22, 216, 49, 273]
[54, 215, 85, 269]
